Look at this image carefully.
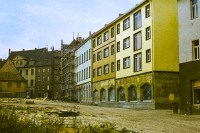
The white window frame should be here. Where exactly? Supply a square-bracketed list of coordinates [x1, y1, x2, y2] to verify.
[123, 37, 130, 49]
[134, 10, 142, 30]
[145, 4, 150, 18]
[97, 67, 102, 76]
[123, 17, 130, 30]
[146, 49, 151, 63]
[193, 40, 200, 60]
[104, 64, 109, 74]
[134, 53, 142, 72]
[123, 57, 130, 69]
[191, 0, 198, 19]
[134, 32, 142, 51]
[146, 27, 151, 40]
[104, 47, 109, 58]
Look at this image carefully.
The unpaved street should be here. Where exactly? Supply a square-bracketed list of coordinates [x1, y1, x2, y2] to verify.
[1, 99, 200, 133]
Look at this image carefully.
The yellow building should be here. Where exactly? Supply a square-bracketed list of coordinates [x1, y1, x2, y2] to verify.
[115, 0, 179, 109]
[92, 21, 116, 105]
[92, 0, 179, 109]
[0, 60, 26, 98]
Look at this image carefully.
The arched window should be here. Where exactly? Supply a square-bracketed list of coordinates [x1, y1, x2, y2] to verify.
[141, 84, 152, 101]
[128, 85, 137, 101]
[109, 87, 115, 101]
[94, 90, 99, 103]
[101, 89, 106, 102]
[118, 87, 125, 102]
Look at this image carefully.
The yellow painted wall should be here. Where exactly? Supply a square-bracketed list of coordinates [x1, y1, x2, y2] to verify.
[1, 81, 26, 92]
[92, 24, 116, 82]
[152, 0, 179, 72]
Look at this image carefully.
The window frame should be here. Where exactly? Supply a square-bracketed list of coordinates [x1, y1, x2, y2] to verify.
[134, 10, 142, 30]
[191, 0, 198, 19]
[123, 17, 130, 30]
[104, 31, 109, 42]
[104, 47, 109, 58]
[134, 52, 142, 72]
[146, 26, 151, 40]
[193, 40, 200, 60]
[134, 31, 142, 51]
[145, 4, 150, 18]
[146, 49, 151, 63]
[97, 51, 102, 61]
[117, 60, 120, 71]
[111, 44, 114, 55]
[123, 36, 130, 50]
[104, 64, 109, 74]
[117, 23, 120, 34]
[111, 27, 115, 38]
[97, 67, 102, 76]
[97, 36, 102, 45]
[123, 56, 130, 69]
[117, 41, 120, 52]
[111, 62, 114, 72]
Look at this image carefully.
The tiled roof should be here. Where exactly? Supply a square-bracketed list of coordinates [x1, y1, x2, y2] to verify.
[0, 59, 26, 81]
[8, 48, 52, 67]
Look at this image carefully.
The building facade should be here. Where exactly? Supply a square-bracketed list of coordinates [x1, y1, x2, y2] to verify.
[0, 60, 26, 98]
[92, 20, 116, 106]
[91, 0, 179, 109]
[178, 0, 200, 114]
[75, 37, 92, 104]
[61, 38, 83, 101]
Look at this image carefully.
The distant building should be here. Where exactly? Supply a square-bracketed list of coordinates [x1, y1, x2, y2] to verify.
[178, 0, 200, 114]
[9, 48, 61, 99]
[61, 38, 83, 101]
[0, 59, 26, 98]
[75, 36, 92, 104]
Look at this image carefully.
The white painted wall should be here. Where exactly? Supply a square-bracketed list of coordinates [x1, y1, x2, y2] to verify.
[116, 2, 152, 79]
[178, 0, 200, 63]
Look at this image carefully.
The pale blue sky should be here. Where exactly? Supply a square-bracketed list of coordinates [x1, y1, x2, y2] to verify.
[0, 0, 142, 59]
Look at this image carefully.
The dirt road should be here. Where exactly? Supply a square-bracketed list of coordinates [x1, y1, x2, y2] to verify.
[1, 99, 200, 133]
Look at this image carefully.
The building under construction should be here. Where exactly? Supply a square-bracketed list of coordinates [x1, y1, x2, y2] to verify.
[61, 37, 83, 101]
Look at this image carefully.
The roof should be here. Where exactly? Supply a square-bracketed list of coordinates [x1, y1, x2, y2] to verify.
[8, 48, 52, 67]
[0, 59, 26, 81]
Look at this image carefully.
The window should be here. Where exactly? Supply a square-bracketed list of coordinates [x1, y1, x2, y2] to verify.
[43, 69, 45, 72]
[97, 36, 102, 45]
[123, 37, 130, 49]
[101, 89, 106, 102]
[31, 69, 34, 75]
[93, 39, 96, 48]
[84, 69, 86, 80]
[89, 49, 91, 60]
[93, 69, 96, 77]
[146, 27, 151, 40]
[89, 66, 91, 78]
[193, 40, 199, 60]
[134, 10, 142, 30]
[82, 54, 83, 64]
[86, 68, 88, 79]
[128, 86, 137, 101]
[38, 77, 41, 81]
[38, 69, 40, 73]
[97, 67, 102, 76]
[109, 88, 115, 101]
[118, 87, 125, 102]
[26, 70, 28, 75]
[97, 51, 102, 61]
[48, 69, 50, 72]
[193, 80, 200, 104]
[111, 44, 114, 55]
[117, 41, 120, 52]
[141, 84, 152, 101]
[134, 31, 142, 51]
[93, 54, 96, 62]
[104, 31, 109, 41]
[145, 4, 150, 18]
[191, 0, 198, 19]
[123, 17, 130, 30]
[20, 70, 22, 75]
[31, 80, 34, 86]
[117, 23, 120, 34]
[104, 64, 109, 74]
[84, 52, 86, 63]
[47, 76, 49, 81]
[117, 60, 120, 71]
[123, 56, 130, 69]
[104, 47, 109, 58]
[111, 62, 114, 72]
[17, 82, 21, 88]
[146, 49, 151, 63]
[111, 27, 114, 38]
[134, 53, 142, 72]
[43, 77, 45, 81]
[8, 82, 12, 88]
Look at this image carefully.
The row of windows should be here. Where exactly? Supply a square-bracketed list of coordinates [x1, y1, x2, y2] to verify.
[76, 49, 91, 66]
[38, 76, 50, 82]
[94, 84, 152, 102]
[93, 62, 114, 77]
[117, 4, 150, 35]
[116, 50, 151, 72]
[93, 44, 115, 62]
[38, 68, 50, 73]
[3, 82, 22, 88]
[93, 27, 115, 48]
[37, 85, 49, 91]
[76, 66, 91, 82]
[117, 27, 151, 52]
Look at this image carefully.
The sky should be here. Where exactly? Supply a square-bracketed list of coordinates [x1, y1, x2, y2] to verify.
[0, 0, 143, 59]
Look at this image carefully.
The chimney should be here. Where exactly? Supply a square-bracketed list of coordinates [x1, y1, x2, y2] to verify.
[61, 40, 63, 45]
[119, 13, 123, 17]
[89, 31, 91, 36]
[9, 49, 11, 56]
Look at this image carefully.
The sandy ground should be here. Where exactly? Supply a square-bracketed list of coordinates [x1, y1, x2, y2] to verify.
[1, 99, 200, 133]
